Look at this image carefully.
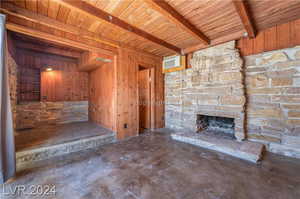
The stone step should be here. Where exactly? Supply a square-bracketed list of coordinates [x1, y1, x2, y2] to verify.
[16, 133, 116, 170]
[171, 132, 264, 163]
[269, 143, 300, 159]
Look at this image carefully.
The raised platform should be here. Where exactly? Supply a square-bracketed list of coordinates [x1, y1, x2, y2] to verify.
[15, 122, 116, 169]
[171, 132, 264, 163]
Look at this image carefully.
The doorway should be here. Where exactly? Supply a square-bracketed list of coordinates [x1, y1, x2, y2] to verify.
[138, 66, 154, 133]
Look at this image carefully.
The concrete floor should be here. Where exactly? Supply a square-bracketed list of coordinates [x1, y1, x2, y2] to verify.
[2, 131, 300, 199]
[15, 122, 113, 151]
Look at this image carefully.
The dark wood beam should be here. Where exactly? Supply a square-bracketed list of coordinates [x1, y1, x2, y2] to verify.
[233, 0, 256, 38]
[144, 0, 209, 45]
[0, 3, 120, 48]
[14, 40, 82, 59]
[5, 23, 116, 56]
[56, 0, 182, 54]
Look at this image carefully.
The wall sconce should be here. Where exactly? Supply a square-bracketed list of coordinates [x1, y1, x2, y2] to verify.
[46, 67, 53, 71]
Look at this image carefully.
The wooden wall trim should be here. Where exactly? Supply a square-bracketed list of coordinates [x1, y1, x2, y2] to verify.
[237, 18, 300, 56]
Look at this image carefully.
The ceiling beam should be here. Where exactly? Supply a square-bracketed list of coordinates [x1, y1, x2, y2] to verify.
[233, 0, 256, 38]
[14, 40, 82, 59]
[144, 0, 209, 45]
[55, 0, 182, 54]
[5, 23, 116, 56]
[0, 3, 120, 48]
[183, 30, 245, 54]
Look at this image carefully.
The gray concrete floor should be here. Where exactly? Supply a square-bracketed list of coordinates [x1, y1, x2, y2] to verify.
[2, 131, 300, 199]
[15, 121, 114, 151]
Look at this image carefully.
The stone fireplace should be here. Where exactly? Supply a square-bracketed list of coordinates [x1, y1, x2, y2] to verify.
[196, 114, 235, 138]
[165, 41, 246, 141]
[166, 41, 264, 163]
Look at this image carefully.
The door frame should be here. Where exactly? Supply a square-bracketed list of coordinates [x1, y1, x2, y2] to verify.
[137, 64, 155, 132]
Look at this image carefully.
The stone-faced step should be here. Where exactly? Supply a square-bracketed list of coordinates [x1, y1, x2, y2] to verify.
[16, 133, 116, 170]
[171, 132, 264, 163]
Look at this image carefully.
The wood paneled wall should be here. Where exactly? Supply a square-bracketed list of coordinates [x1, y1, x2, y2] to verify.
[116, 48, 164, 139]
[89, 60, 116, 131]
[16, 49, 88, 102]
[237, 19, 300, 56]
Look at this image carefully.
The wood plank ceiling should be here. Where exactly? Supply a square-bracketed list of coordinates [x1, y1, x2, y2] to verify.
[2, 0, 300, 56]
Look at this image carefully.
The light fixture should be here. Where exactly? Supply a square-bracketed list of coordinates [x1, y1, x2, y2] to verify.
[96, 57, 112, 63]
[46, 67, 53, 71]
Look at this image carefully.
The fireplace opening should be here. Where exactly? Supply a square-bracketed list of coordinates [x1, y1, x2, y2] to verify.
[196, 115, 235, 139]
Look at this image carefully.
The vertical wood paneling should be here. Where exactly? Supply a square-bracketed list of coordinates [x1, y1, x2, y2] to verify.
[238, 19, 300, 56]
[264, 26, 277, 52]
[16, 49, 88, 102]
[252, 30, 264, 54]
[116, 48, 164, 139]
[138, 69, 151, 130]
[290, 19, 300, 46]
[89, 61, 115, 131]
[277, 22, 291, 49]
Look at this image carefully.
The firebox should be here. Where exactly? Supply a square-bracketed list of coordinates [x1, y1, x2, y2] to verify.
[196, 115, 235, 138]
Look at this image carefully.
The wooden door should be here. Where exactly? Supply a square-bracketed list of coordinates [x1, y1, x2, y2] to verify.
[138, 69, 151, 132]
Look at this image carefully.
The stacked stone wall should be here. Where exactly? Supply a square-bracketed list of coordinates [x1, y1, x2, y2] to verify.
[165, 41, 300, 158]
[16, 101, 88, 130]
[165, 41, 246, 141]
[245, 46, 300, 158]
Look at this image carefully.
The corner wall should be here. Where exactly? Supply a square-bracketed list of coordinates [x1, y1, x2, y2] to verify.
[89, 60, 116, 131]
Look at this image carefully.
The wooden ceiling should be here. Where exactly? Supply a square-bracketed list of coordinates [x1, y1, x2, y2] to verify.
[10, 31, 83, 59]
[2, 0, 300, 56]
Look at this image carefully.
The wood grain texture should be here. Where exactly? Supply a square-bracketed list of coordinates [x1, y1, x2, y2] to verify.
[5, 22, 116, 55]
[56, 0, 182, 54]
[233, 0, 255, 38]
[89, 61, 116, 131]
[116, 48, 164, 139]
[15, 40, 81, 58]
[3, 0, 300, 56]
[78, 51, 113, 72]
[138, 69, 151, 130]
[16, 49, 88, 102]
[144, 0, 209, 44]
[237, 19, 300, 56]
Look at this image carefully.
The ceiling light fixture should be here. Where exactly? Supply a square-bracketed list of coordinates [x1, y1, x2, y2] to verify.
[96, 57, 112, 63]
[46, 67, 53, 71]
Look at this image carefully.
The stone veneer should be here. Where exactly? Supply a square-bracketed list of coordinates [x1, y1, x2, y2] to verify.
[244, 46, 300, 158]
[166, 41, 300, 159]
[16, 101, 88, 130]
[165, 41, 246, 141]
